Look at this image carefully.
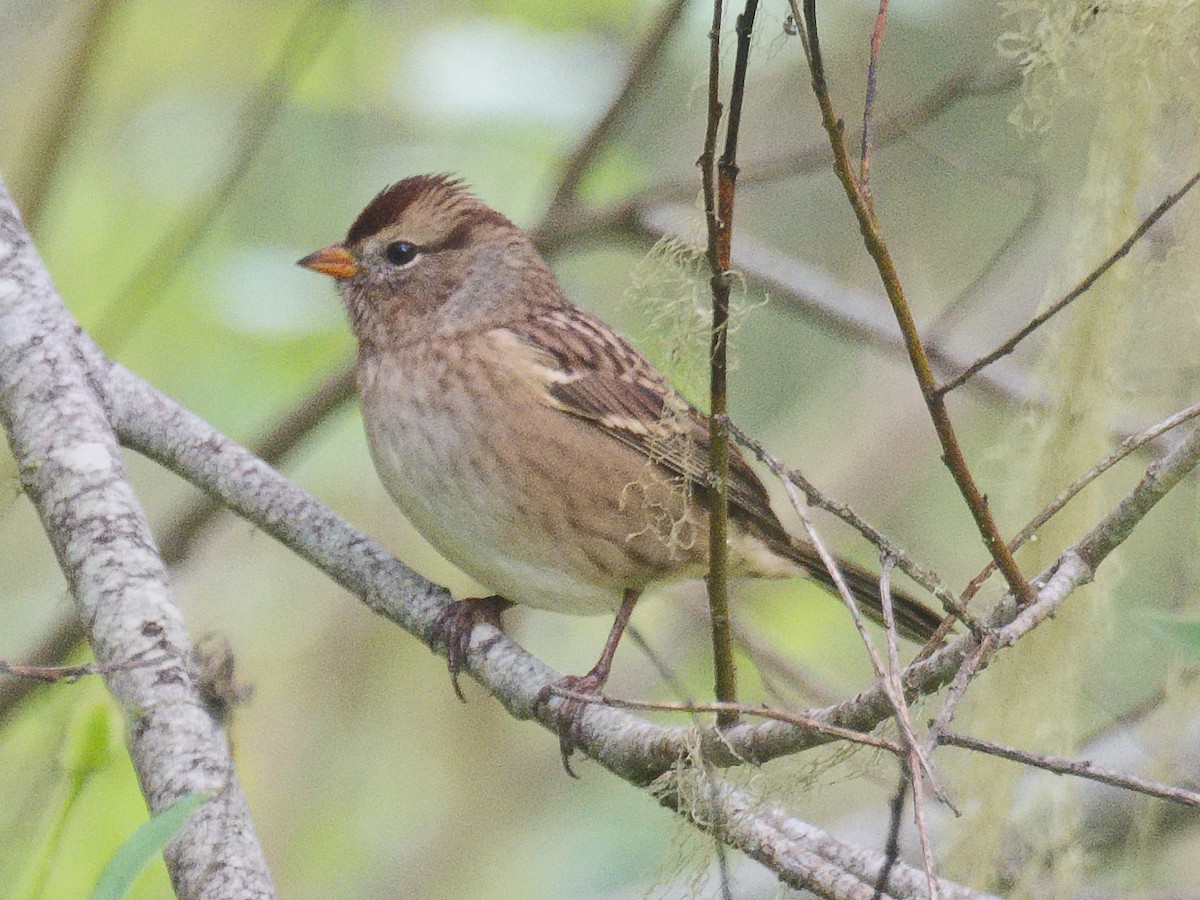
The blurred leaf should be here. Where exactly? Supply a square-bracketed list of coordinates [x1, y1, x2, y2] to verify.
[1143, 612, 1200, 659]
[90, 792, 209, 900]
[15, 699, 119, 900]
[59, 699, 117, 779]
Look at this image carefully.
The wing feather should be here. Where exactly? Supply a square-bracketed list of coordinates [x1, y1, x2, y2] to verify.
[495, 306, 793, 550]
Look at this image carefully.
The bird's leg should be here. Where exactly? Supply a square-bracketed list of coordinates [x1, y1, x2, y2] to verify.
[539, 588, 640, 776]
[434, 595, 514, 701]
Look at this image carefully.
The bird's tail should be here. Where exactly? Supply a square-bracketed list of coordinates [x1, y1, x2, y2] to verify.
[777, 538, 944, 642]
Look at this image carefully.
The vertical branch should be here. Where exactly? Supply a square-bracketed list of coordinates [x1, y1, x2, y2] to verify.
[700, 0, 737, 728]
[793, 0, 1036, 606]
[703, 0, 758, 729]
[859, 0, 890, 196]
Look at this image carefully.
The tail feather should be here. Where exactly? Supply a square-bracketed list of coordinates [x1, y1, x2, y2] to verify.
[778, 538, 944, 642]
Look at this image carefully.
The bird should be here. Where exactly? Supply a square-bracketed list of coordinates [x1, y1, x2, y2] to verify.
[299, 174, 943, 769]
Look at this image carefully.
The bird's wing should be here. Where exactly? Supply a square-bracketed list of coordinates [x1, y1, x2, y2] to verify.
[494, 305, 793, 549]
[490, 305, 945, 642]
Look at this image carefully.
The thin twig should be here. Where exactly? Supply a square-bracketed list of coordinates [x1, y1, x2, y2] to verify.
[700, 0, 739, 727]
[880, 559, 941, 897]
[858, 0, 890, 198]
[879, 561, 954, 816]
[935, 168, 1200, 396]
[922, 633, 996, 751]
[0, 649, 168, 683]
[877, 768, 907, 899]
[773, 451, 951, 810]
[550, 688, 905, 755]
[721, 414, 975, 628]
[960, 398, 1200, 603]
[938, 730, 1200, 809]
[791, 0, 1035, 608]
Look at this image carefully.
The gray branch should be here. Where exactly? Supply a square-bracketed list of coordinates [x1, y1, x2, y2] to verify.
[656, 770, 997, 899]
[0, 182, 273, 896]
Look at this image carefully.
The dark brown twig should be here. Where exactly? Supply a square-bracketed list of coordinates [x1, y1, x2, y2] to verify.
[935, 168, 1200, 396]
[938, 730, 1200, 809]
[791, 0, 1035, 608]
[700, 0, 760, 728]
[877, 767, 908, 899]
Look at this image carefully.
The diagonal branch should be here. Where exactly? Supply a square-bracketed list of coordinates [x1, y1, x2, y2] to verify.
[790, 0, 1035, 607]
[0, 364, 357, 726]
[934, 168, 1200, 396]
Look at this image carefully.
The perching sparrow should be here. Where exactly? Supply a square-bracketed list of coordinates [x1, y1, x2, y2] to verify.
[299, 175, 942, 765]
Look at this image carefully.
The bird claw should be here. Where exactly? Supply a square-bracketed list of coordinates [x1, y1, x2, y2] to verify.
[537, 671, 606, 778]
[434, 595, 512, 701]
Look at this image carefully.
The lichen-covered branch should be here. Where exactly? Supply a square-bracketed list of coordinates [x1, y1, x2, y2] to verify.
[0, 180, 274, 898]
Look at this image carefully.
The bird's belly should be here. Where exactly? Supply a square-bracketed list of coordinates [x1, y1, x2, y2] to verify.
[362, 393, 632, 615]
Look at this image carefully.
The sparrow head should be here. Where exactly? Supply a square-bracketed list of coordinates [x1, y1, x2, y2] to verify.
[299, 174, 556, 346]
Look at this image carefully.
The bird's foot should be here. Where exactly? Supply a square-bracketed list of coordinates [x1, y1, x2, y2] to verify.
[537, 668, 609, 778]
[434, 595, 513, 701]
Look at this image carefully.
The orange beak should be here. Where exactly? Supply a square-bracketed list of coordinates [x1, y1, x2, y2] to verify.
[297, 243, 359, 279]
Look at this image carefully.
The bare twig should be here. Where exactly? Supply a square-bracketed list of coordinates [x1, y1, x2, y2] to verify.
[935, 168, 1200, 396]
[721, 414, 974, 627]
[0, 649, 167, 683]
[923, 633, 996, 751]
[551, 687, 904, 755]
[700, 0, 752, 727]
[960, 398, 1200, 603]
[858, 0, 890, 197]
[791, 0, 1035, 608]
[771, 445, 950, 814]
[877, 769, 907, 899]
[938, 731, 1200, 809]
[880, 560, 941, 898]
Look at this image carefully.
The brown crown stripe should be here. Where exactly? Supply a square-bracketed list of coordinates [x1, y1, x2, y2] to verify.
[346, 174, 511, 246]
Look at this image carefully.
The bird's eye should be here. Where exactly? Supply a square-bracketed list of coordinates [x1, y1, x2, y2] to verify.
[385, 241, 420, 267]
